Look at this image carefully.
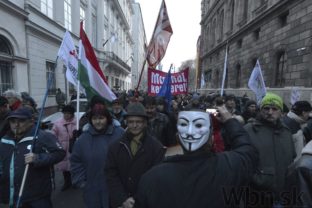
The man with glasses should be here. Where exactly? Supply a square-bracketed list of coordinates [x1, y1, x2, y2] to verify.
[105, 102, 166, 208]
[244, 92, 296, 207]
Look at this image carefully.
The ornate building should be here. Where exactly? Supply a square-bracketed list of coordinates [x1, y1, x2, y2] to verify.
[0, 0, 143, 108]
[199, 0, 312, 97]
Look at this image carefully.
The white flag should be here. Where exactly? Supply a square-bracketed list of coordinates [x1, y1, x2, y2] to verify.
[290, 87, 300, 105]
[248, 60, 266, 103]
[58, 31, 80, 87]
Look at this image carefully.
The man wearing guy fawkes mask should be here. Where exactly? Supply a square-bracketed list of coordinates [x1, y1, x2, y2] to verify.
[135, 105, 259, 208]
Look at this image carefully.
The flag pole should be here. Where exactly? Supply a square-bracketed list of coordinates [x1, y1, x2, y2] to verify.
[76, 81, 80, 129]
[16, 56, 59, 207]
[220, 43, 228, 96]
[135, 57, 147, 96]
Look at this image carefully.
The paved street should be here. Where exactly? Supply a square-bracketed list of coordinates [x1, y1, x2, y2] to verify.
[51, 171, 84, 208]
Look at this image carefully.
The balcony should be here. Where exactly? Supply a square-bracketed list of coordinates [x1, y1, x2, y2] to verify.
[103, 51, 131, 73]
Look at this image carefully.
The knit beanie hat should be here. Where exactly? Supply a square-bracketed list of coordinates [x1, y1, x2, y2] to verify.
[260, 92, 283, 110]
[245, 100, 257, 109]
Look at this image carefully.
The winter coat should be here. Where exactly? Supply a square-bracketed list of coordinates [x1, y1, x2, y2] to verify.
[0, 127, 65, 206]
[55, 91, 66, 105]
[135, 118, 258, 208]
[287, 140, 312, 207]
[52, 117, 77, 171]
[113, 109, 127, 129]
[244, 118, 296, 201]
[282, 111, 308, 161]
[105, 129, 166, 208]
[70, 124, 124, 208]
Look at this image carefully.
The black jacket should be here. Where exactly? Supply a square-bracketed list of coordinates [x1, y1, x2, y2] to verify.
[245, 118, 296, 199]
[105, 129, 166, 208]
[135, 119, 258, 208]
[0, 127, 65, 205]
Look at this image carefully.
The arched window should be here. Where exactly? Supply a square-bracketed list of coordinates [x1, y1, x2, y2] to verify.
[235, 63, 241, 88]
[211, 18, 216, 47]
[275, 51, 286, 87]
[224, 67, 228, 88]
[215, 69, 220, 88]
[243, 0, 248, 21]
[0, 35, 14, 94]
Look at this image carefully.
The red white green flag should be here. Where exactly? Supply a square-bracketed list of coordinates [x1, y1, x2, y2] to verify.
[78, 22, 116, 102]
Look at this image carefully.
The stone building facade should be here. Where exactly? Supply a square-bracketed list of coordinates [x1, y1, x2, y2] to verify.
[0, 0, 144, 108]
[199, 0, 312, 101]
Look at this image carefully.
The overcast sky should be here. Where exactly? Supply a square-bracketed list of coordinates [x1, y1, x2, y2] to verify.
[136, 0, 201, 72]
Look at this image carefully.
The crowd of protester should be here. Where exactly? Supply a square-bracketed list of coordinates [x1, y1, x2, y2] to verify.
[0, 88, 312, 207]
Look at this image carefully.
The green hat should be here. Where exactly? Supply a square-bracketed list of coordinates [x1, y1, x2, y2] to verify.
[260, 92, 283, 110]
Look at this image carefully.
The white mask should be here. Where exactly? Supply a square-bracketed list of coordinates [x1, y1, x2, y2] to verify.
[177, 111, 211, 152]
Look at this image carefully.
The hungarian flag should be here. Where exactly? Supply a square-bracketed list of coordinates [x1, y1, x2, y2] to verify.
[146, 0, 173, 68]
[78, 22, 116, 102]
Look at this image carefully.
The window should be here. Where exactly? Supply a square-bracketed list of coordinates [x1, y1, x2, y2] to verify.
[0, 62, 13, 94]
[205, 70, 212, 83]
[278, 11, 289, 28]
[80, 6, 86, 30]
[275, 51, 286, 87]
[46, 61, 56, 95]
[64, 0, 72, 31]
[237, 39, 243, 48]
[218, 10, 224, 41]
[215, 69, 220, 87]
[243, 0, 248, 21]
[211, 18, 216, 47]
[41, 0, 53, 18]
[206, 26, 210, 51]
[224, 68, 228, 88]
[229, 0, 235, 31]
[235, 63, 241, 88]
[0, 36, 13, 94]
[253, 28, 260, 41]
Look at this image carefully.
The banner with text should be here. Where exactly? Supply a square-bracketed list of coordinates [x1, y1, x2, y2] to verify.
[148, 67, 189, 96]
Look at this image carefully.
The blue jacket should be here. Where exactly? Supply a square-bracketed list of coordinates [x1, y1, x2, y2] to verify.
[70, 123, 125, 208]
[0, 127, 65, 206]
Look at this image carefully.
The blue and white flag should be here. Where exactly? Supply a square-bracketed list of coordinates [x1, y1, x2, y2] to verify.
[248, 60, 266, 103]
[157, 68, 172, 112]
